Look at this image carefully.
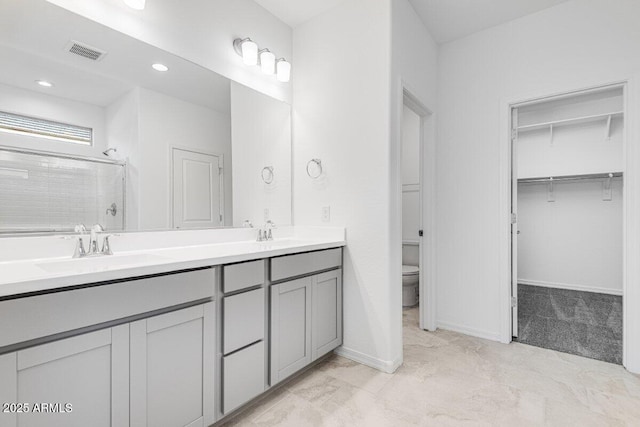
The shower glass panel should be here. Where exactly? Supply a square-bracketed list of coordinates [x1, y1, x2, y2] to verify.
[0, 149, 125, 233]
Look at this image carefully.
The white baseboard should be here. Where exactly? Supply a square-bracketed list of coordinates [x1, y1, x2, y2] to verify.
[334, 346, 402, 374]
[518, 279, 622, 296]
[436, 320, 502, 342]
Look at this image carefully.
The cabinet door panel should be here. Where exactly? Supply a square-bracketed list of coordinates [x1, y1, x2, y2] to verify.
[270, 277, 312, 384]
[0, 326, 129, 427]
[312, 269, 343, 360]
[131, 303, 214, 427]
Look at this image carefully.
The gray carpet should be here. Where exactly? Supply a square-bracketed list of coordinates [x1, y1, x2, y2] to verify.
[517, 284, 623, 364]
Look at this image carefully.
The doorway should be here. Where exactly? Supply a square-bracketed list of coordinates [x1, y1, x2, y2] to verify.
[400, 89, 435, 332]
[510, 85, 625, 363]
[172, 147, 224, 229]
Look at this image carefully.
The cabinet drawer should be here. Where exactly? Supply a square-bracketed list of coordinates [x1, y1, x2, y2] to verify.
[0, 268, 215, 349]
[223, 260, 264, 293]
[270, 248, 342, 282]
[223, 341, 265, 414]
[223, 288, 264, 354]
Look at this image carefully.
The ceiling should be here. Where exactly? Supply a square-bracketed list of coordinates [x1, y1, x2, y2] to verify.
[408, 0, 570, 43]
[254, 0, 569, 43]
[0, 0, 230, 112]
[254, 0, 347, 28]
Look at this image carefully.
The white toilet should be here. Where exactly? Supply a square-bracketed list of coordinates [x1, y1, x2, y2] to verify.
[402, 265, 420, 307]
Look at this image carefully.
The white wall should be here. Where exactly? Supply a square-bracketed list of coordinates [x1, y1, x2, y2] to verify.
[392, 0, 439, 338]
[293, 0, 395, 370]
[518, 179, 623, 294]
[436, 0, 640, 345]
[230, 82, 291, 227]
[46, 0, 292, 103]
[105, 88, 140, 230]
[0, 82, 106, 157]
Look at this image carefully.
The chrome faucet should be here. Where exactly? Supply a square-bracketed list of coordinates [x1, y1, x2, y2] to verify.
[71, 224, 114, 257]
[256, 221, 276, 242]
[72, 224, 87, 258]
[89, 224, 104, 255]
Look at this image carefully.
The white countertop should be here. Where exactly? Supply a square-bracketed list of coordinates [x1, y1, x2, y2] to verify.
[0, 228, 345, 298]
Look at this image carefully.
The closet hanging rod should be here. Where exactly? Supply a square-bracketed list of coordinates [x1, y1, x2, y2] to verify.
[517, 111, 623, 132]
[518, 172, 623, 184]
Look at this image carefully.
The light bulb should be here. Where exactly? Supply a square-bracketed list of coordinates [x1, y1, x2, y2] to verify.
[152, 63, 169, 72]
[276, 59, 291, 82]
[241, 39, 258, 66]
[123, 0, 145, 10]
[260, 50, 276, 75]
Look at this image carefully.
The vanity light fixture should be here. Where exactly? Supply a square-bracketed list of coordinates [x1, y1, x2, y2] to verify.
[233, 38, 290, 82]
[276, 59, 291, 83]
[123, 0, 146, 10]
[259, 49, 275, 74]
[35, 80, 54, 88]
[152, 63, 169, 72]
[233, 38, 258, 66]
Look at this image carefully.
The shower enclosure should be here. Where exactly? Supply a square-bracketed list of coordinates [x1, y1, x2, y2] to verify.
[0, 148, 125, 233]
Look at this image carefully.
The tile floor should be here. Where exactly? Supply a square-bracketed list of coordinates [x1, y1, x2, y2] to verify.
[221, 307, 640, 426]
[517, 284, 623, 364]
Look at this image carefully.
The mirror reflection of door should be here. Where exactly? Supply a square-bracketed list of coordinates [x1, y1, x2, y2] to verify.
[172, 148, 223, 229]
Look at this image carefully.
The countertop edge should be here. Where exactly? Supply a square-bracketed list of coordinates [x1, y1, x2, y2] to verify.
[0, 240, 346, 299]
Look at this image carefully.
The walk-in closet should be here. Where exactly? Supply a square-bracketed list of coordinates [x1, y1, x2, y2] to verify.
[513, 86, 624, 364]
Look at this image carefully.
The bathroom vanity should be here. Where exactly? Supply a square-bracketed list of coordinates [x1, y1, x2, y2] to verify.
[0, 229, 345, 427]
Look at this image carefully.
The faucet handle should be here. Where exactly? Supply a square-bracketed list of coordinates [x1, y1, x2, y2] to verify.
[74, 224, 87, 233]
[73, 236, 86, 258]
[101, 235, 113, 255]
[92, 224, 104, 233]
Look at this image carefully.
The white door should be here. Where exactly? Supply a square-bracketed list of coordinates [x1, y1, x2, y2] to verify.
[511, 108, 519, 337]
[172, 148, 223, 229]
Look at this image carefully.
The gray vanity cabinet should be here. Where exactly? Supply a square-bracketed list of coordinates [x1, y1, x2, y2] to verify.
[270, 276, 313, 384]
[130, 303, 215, 427]
[0, 325, 130, 427]
[312, 269, 343, 361]
[269, 248, 343, 386]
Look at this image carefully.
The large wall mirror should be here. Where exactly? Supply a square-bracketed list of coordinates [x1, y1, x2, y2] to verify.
[0, 0, 292, 234]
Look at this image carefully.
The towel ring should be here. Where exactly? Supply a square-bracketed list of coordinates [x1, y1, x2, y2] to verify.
[261, 166, 274, 184]
[306, 159, 322, 179]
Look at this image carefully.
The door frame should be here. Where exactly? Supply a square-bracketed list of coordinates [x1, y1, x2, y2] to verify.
[170, 146, 225, 229]
[397, 82, 436, 333]
[499, 78, 640, 372]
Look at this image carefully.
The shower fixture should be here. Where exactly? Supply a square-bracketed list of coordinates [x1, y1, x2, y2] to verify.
[103, 148, 117, 157]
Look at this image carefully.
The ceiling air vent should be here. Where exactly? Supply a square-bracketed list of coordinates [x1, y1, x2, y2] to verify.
[65, 40, 107, 61]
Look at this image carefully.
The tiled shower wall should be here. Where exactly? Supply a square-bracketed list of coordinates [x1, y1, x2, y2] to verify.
[0, 150, 124, 233]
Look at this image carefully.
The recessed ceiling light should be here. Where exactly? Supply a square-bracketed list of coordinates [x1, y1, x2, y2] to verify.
[152, 63, 169, 72]
[35, 80, 54, 88]
[123, 0, 145, 10]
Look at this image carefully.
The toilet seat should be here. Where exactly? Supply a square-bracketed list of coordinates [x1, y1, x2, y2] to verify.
[402, 265, 419, 276]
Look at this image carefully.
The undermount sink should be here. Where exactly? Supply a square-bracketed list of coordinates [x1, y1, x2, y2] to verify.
[36, 253, 169, 273]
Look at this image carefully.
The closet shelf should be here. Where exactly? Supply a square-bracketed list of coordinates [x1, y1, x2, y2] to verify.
[517, 111, 623, 133]
[518, 172, 623, 184]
